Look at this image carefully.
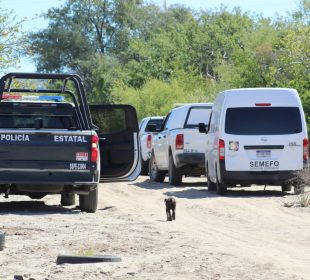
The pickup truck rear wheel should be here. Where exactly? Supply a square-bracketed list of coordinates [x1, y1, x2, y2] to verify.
[140, 159, 149, 176]
[168, 155, 182, 186]
[79, 185, 98, 213]
[149, 153, 165, 182]
[216, 169, 227, 195]
[207, 167, 216, 191]
[61, 193, 76, 206]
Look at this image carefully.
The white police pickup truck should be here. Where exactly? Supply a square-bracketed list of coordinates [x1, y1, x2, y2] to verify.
[0, 73, 141, 212]
[148, 103, 212, 186]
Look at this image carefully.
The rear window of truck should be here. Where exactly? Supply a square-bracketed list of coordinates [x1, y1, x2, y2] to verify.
[184, 107, 212, 128]
[0, 102, 79, 129]
[225, 107, 302, 135]
[145, 119, 164, 132]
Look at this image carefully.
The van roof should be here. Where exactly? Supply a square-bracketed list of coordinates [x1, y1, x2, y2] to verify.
[222, 88, 301, 108]
[224, 88, 297, 94]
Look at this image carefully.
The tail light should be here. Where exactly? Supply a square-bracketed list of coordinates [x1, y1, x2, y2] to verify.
[147, 134, 152, 149]
[176, 134, 184, 149]
[91, 135, 99, 162]
[219, 139, 225, 160]
[255, 103, 271, 107]
[303, 138, 308, 161]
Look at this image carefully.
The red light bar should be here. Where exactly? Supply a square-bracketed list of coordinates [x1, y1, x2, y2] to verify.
[255, 103, 271, 106]
[2, 95, 22, 100]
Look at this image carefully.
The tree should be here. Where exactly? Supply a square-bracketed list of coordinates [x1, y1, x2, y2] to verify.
[111, 70, 216, 120]
[28, 0, 147, 99]
[29, 0, 144, 72]
[0, 4, 24, 71]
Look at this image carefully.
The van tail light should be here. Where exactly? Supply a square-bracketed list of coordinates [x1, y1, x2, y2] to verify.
[219, 139, 225, 160]
[176, 134, 184, 150]
[303, 138, 308, 161]
[91, 135, 99, 162]
[147, 134, 152, 149]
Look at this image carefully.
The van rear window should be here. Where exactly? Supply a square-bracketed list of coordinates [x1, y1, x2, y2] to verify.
[184, 107, 212, 128]
[225, 107, 302, 135]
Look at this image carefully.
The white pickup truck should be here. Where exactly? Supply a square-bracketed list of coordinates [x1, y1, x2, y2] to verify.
[148, 103, 213, 186]
[139, 116, 165, 175]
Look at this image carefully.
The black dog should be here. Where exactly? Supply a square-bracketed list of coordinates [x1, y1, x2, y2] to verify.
[164, 197, 176, 221]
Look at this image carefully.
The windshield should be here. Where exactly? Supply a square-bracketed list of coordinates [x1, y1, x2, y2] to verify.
[225, 107, 302, 135]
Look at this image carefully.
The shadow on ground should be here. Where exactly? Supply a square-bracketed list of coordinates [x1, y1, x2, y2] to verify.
[164, 187, 291, 200]
[131, 176, 208, 190]
[0, 200, 80, 216]
[133, 177, 290, 199]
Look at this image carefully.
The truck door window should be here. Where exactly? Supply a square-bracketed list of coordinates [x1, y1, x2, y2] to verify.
[91, 108, 126, 134]
[184, 107, 212, 128]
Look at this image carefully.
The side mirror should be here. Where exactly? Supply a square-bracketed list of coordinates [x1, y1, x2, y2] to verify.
[147, 124, 157, 132]
[198, 123, 208, 134]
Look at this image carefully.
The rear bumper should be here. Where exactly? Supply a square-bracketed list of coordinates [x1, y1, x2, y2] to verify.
[0, 170, 98, 186]
[175, 153, 205, 167]
[219, 161, 298, 185]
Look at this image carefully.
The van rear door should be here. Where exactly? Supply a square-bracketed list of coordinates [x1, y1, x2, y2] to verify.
[89, 104, 140, 181]
[224, 106, 305, 171]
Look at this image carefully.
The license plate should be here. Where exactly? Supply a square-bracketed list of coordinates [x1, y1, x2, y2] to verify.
[256, 150, 270, 158]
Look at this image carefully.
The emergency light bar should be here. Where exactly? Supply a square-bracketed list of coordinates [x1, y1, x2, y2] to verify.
[2, 95, 64, 102]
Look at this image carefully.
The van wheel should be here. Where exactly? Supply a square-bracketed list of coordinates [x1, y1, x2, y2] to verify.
[79, 185, 98, 213]
[281, 184, 292, 192]
[207, 166, 216, 191]
[61, 193, 76, 206]
[140, 159, 149, 176]
[168, 155, 182, 186]
[294, 184, 304, 194]
[216, 170, 227, 195]
[149, 153, 165, 183]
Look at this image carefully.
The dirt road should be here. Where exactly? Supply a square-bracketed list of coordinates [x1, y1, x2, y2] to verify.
[0, 176, 309, 280]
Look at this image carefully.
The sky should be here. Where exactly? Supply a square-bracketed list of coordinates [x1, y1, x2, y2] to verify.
[2, 0, 300, 72]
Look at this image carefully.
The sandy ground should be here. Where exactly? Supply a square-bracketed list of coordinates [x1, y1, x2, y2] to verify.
[0, 176, 310, 280]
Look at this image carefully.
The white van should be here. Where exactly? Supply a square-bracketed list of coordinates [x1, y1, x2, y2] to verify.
[199, 88, 308, 195]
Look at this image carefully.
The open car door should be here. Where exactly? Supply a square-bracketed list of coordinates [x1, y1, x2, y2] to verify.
[89, 104, 141, 182]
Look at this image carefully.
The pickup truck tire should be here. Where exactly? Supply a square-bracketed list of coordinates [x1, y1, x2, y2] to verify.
[281, 184, 292, 192]
[61, 193, 76, 206]
[140, 159, 149, 176]
[79, 186, 98, 213]
[207, 167, 216, 191]
[216, 168, 227, 195]
[149, 153, 165, 183]
[168, 155, 182, 186]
